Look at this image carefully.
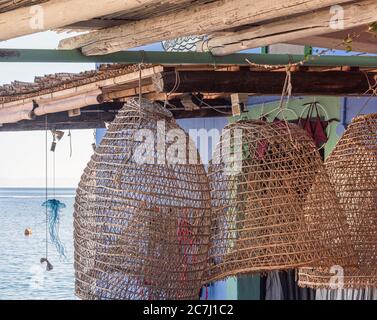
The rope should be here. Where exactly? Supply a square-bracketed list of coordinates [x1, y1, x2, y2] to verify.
[192, 94, 232, 115]
[53, 143, 56, 199]
[41, 114, 53, 271]
[68, 130, 72, 158]
[138, 63, 143, 105]
[245, 42, 342, 71]
[278, 68, 294, 143]
[278, 69, 292, 110]
[45, 116, 48, 260]
[356, 72, 377, 117]
[168, 70, 181, 97]
[164, 69, 181, 109]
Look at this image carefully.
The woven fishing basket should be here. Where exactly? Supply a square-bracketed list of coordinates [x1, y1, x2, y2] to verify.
[206, 120, 354, 283]
[74, 98, 212, 300]
[299, 113, 377, 289]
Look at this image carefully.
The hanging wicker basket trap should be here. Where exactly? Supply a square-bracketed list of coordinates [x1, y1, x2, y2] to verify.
[74, 99, 212, 300]
[299, 113, 377, 289]
[206, 120, 354, 283]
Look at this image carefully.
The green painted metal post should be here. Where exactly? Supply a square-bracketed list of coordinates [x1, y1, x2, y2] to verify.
[0, 49, 377, 67]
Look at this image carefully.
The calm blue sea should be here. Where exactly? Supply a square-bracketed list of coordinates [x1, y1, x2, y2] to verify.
[0, 188, 76, 300]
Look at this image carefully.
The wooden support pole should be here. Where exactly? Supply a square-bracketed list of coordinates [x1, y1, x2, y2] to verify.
[199, 0, 377, 56]
[58, 0, 351, 55]
[152, 70, 377, 96]
[0, 0, 170, 41]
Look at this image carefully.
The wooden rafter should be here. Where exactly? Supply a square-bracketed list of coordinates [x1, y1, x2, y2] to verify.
[0, 97, 232, 131]
[58, 0, 351, 55]
[290, 26, 377, 54]
[199, 0, 377, 56]
[0, 0, 177, 41]
[152, 70, 377, 96]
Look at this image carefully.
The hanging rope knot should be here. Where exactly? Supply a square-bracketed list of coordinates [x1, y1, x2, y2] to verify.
[277, 67, 295, 145]
[138, 63, 144, 106]
[286, 69, 293, 99]
[279, 67, 293, 110]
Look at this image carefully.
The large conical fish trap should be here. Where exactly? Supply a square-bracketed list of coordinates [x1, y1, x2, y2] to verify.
[299, 113, 377, 289]
[207, 120, 354, 283]
[74, 99, 212, 300]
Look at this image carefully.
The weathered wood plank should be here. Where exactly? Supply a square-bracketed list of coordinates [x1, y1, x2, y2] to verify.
[0, 103, 122, 131]
[0, 0, 173, 41]
[152, 70, 377, 96]
[291, 33, 377, 54]
[58, 0, 351, 55]
[0, 99, 231, 131]
[200, 0, 377, 55]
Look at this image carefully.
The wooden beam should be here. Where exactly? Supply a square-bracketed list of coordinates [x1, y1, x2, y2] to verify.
[290, 35, 377, 54]
[0, 98, 231, 131]
[98, 85, 155, 102]
[200, 0, 377, 55]
[0, 103, 122, 131]
[152, 70, 377, 96]
[0, 0, 176, 41]
[58, 0, 351, 55]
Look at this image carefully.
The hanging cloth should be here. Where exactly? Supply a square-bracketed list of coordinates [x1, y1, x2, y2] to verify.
[316, 288, 377, 300]
[312, 103, 328, 147]
[262, 270, 315, 300]
[299, 102, 329, 148]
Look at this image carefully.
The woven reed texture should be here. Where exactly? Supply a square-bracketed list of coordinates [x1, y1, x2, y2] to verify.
[0, 64, 149, 104]
[299, 113, 377, 289]
[206, 120, 354, 283]
[74, 99, 212, 300]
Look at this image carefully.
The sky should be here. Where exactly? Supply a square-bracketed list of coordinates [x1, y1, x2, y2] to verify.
[0, 31, 95, 188]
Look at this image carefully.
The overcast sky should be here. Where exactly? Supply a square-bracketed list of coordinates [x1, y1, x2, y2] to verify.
[0, 31, 95, 188]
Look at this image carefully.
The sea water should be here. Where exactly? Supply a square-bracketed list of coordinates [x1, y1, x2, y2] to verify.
[0, 188, 76, 300]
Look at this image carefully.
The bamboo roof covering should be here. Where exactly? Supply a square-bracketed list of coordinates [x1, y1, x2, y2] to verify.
[0, 64, 151, 105]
